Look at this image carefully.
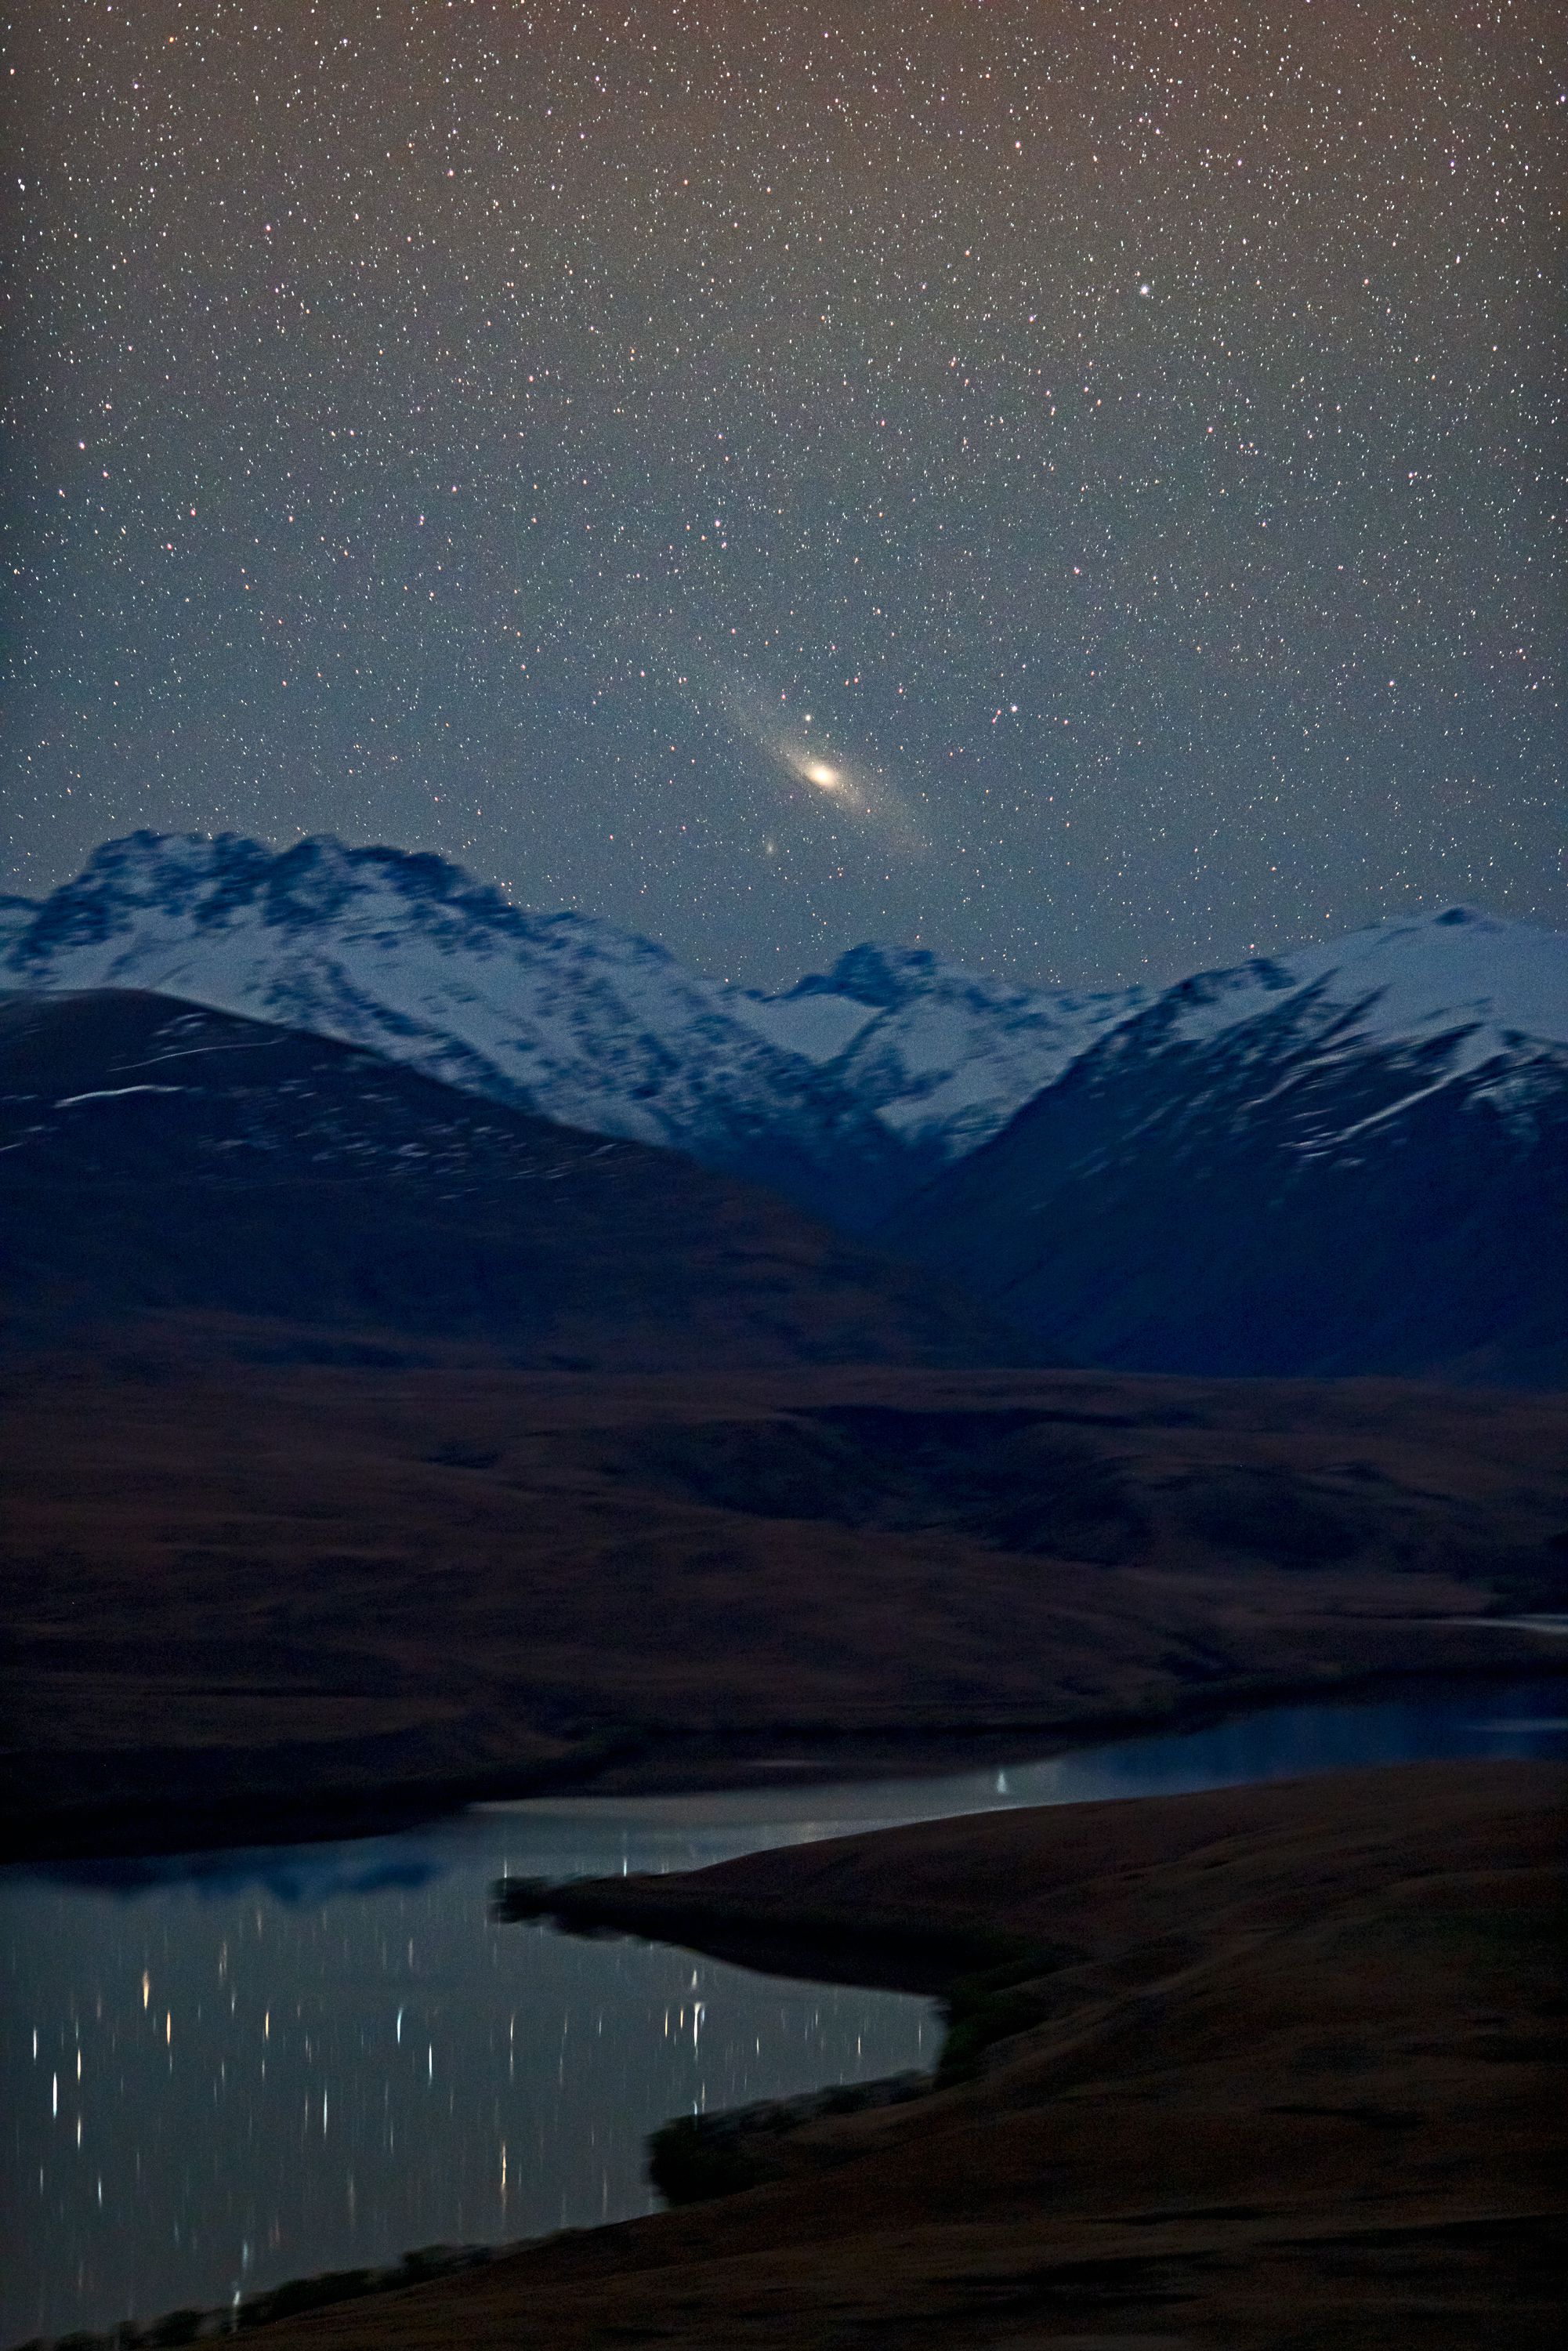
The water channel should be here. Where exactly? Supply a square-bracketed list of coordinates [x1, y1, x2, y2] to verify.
[4, 1672, 1564, 2345]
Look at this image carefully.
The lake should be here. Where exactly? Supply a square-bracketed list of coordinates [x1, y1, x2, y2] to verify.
[4, 1673, 1564, 2346]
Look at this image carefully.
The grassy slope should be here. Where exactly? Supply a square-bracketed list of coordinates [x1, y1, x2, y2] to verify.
[3, 1344, 1565, 1850]
[240, 1759, 1567, 2349]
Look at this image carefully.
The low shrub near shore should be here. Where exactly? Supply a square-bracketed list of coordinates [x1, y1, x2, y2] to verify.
[936, 1953, 1068, 2081]
[13, 2242, 513, 2351]
[649, 2072, 932, 2204]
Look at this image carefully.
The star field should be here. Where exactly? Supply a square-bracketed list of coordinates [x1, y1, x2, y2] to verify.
[3, 1, 1562, 985]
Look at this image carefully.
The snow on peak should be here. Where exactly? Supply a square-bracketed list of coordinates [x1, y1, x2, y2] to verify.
[736, 941, 1149, 1160]
[806, 942, 954, 1009]
[20, 828, 679, 969]
[1165, 904, 1568, 1072]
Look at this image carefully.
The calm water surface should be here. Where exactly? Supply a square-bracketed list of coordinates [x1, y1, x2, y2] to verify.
[4, 1674, 1563, 2344]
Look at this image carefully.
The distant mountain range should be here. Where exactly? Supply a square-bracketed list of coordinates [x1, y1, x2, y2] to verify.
[0, 990, 1022, 1370]
[4, 833, 1565, 1380]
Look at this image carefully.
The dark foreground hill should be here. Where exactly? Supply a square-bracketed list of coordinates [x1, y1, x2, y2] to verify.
[0, 990, 1022, 1370]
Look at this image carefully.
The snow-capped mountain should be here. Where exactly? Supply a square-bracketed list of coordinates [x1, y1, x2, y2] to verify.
[886, 907, 1568, 1382]
[1150, 904, 1568, 1094]
[733, 943, 1147, 1163]
[0, 832, 914, 1228]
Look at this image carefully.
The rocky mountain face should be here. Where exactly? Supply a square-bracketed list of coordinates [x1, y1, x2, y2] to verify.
[0, 989, 1028, 1369]
[885, 907, 1568, 1382]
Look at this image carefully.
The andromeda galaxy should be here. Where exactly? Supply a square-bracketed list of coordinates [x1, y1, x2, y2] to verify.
[694, 668, 925, 852]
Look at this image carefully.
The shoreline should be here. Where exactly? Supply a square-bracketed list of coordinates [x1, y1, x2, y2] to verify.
[12, 1752, 1563, 2351]
[7, 1650, 1566, 1869]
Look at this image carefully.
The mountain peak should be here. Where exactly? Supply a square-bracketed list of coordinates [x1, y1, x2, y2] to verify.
[30, 829, 698, 973]
[61, 829, 497, 929]
[809, 942, 949, 1009]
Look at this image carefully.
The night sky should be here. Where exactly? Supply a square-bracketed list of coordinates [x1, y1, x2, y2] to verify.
[4, 2, 1561, 988]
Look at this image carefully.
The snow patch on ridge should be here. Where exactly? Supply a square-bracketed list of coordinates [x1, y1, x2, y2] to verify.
[728, 990, 878, 1063]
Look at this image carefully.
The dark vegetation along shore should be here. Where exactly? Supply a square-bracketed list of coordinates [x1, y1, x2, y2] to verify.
[3, 1346, 1566, 1857]
[45, 1758, 1560, 2350]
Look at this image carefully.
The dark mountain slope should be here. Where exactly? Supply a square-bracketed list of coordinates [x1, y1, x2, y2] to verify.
[885, 965, 1568, 1383]
[0, 991, 1027, 1370]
